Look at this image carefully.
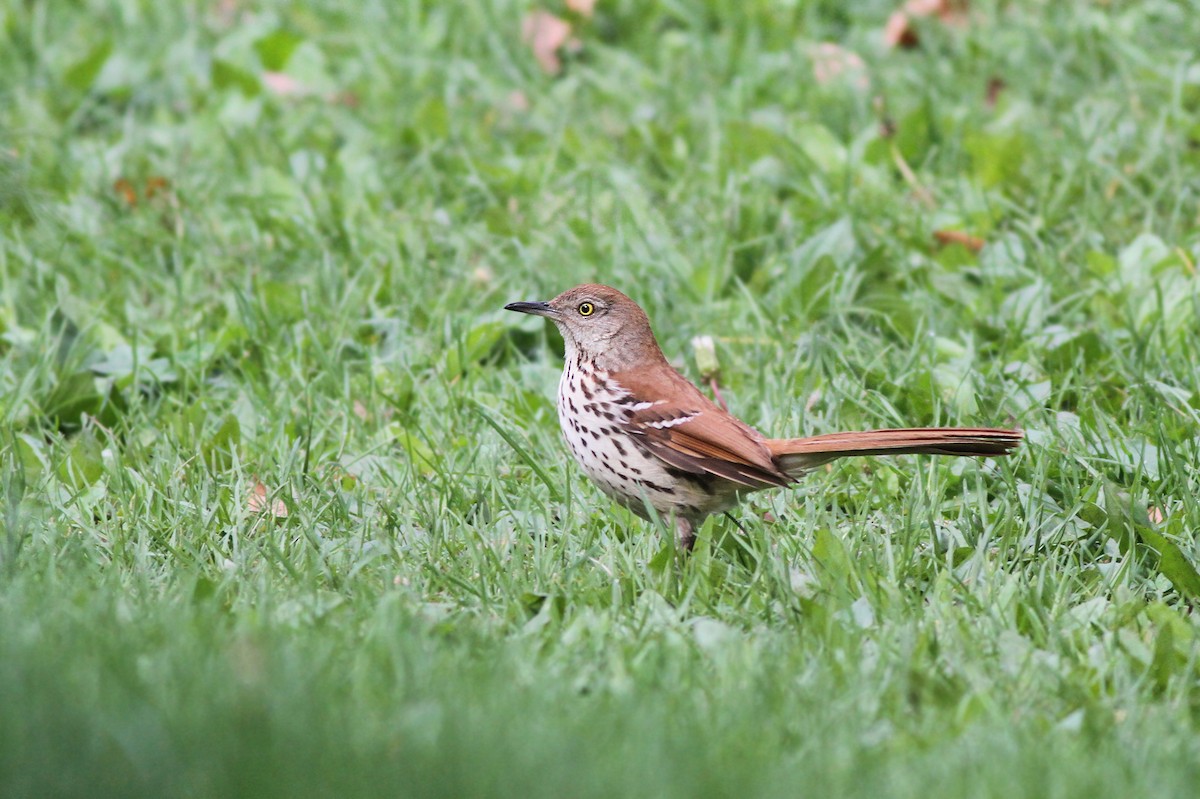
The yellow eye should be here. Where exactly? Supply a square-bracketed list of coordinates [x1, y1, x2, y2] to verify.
[578, 302, 595, 316]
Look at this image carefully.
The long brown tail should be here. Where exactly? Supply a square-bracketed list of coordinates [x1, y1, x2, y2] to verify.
[766, 427, 1022, 477]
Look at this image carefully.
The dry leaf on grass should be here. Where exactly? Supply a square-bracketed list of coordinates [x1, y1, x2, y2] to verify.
[986, 76, 1006, 108]
[113, 178, 138, 207]
[262, 71, 308, 98]
[884, 0, 969, 49]
[506, 89, 531, 113]
[522, 10, 574, 74]
[262, 71, 357, 106]
[144, 176, 170, 199]
[908, 0, 969, 26]
[248, 479, 289, 518]
[883, 11, 920, 49]
[565, 0, 596, 17]
[113, 176, 174, 209]
[934, 229, 985, 252]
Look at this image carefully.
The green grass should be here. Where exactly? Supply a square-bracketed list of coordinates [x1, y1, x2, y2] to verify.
[3, 0, 1200, 796]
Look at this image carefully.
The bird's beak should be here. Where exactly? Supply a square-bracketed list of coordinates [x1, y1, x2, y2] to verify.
[504, 300, 558, 318]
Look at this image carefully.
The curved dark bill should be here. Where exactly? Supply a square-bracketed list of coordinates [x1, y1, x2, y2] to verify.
[504, 301, 556, 317]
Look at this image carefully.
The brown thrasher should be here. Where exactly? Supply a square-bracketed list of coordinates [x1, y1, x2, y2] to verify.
[505, 284, 1022, 550]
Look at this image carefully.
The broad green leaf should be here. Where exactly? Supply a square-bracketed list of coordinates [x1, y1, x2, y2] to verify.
[203, 413, 242, 471]
[388, 422, 440, 477]
[212, 58, 261, 96]
[1149, 619, 1182, 692]
[964, 131, 1027, 189]
[792, 122, 846, 175]
[1091, 483, 1200, 600]
[64, 41, 112, 91]
[57, 433, 105, 487]
[812, 527, 852, 587]
[254, 29, 304, 70]
[43, 371, 108, 428]
[894, 105, 933, 165]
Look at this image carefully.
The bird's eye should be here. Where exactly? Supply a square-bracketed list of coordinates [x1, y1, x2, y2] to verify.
[578, 302, 595, 317]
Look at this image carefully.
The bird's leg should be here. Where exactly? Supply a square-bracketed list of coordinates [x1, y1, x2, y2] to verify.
[708, 376, 728, 413]
[675, 516, 696, 552]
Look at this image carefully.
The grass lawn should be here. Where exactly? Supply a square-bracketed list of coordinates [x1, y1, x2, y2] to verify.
[3, 0, 1200, 796]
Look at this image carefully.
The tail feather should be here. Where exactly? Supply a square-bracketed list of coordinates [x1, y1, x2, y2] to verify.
[767, 427, 1022, 477]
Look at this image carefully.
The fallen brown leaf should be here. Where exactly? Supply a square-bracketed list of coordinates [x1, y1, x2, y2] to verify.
[885, 0, 969, 49]
[565, 0, 596, 17]
[883, 11, 919, 49]
[506, 89, 531, 113]
[907, 0, 969, 26]
[262, 71, 309, 98]
[522, 10, 573, 75]
[113, 178, 138, 207]
[248, 479, 288, 518]
[934, 229, 985, 252]
[144, 176, 170, 199]
[328, 90, 361, 108]
[985, 76, 1006, 108]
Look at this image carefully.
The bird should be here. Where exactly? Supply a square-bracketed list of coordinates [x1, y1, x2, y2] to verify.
[504, 284, 1022, 551]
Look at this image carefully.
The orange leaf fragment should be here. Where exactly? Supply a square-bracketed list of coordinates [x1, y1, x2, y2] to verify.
[262, 71, 308, 98]
[885, 0, 969, 49]
[908, 0, 969, 25]
[114, 178, 138, 207]
[565, 0, 596, 17]
[522, 10, 573, 75]
[985, 76, 1006, 108]
[883, 11, 920, 49]
[248, 479, 288, 518]
[933, 229, 985, 252]
[145, 176, 170, 199]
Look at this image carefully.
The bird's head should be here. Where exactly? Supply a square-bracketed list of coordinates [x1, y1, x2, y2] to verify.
[505, 284, 660, 371]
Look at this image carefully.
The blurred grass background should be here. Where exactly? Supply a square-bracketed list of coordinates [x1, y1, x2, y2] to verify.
[2, 1, 1200, 796]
